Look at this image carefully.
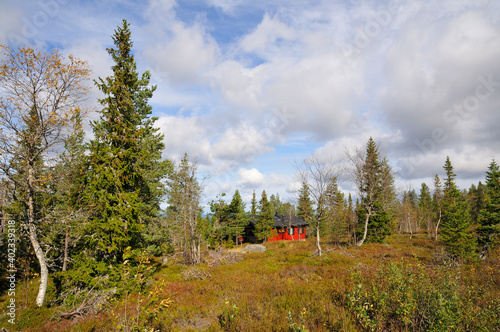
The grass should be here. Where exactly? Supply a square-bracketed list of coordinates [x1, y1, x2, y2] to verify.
[1, 234, 499, 331]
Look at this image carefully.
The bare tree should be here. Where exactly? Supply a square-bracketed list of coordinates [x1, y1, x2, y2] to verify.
[167, 154, 203, 264]
[295, 154, 341, 256]
[0, 46, 90, 306]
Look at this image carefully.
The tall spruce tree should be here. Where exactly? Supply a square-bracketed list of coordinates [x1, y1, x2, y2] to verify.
[352, 137, 394, 246]
[297, 182, 314, 234]
[82, 20, 170, 263]
[226, 190, 248, 244]
[256, 190, 274, 241]
[477, 159, 500, 250]
[250, 191, 258, 215]
[441, 157, 477, 259]
[418, 182, 433, 236]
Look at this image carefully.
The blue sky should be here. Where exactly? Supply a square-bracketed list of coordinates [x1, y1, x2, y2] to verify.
[1, 0, 500, 209]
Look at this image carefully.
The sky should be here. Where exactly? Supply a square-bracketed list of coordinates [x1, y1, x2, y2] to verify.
[1, 0, 499, 209]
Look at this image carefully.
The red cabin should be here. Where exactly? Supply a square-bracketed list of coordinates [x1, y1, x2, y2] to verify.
[244, 215, 308, 242]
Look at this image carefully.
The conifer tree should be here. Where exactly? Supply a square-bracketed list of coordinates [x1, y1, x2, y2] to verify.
[226, 190, 248, 244]
[250, 191, 258, 215]
[327, 178, 348, 243]
[297, 182, 314, 229]
[350, 137, 394, 246]
[440, 157, 477, 259]
[81, 20, 170, 263]
[418, 182, 433, 236]
[256, 190, 274, 241]
[209, 193, 229, 245]
[477, 159, 500, 250]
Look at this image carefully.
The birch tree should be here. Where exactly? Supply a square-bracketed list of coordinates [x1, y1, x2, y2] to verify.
[0, 46, 90, 306]
[296, 154, 340, 256]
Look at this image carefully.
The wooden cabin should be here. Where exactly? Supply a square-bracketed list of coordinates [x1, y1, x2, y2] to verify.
[244, 214, 308, 242]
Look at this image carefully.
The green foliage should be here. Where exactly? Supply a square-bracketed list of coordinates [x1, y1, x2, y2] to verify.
[255, 190, 275, 241]
[477, 160, 500, 249]
[80, 20, 170, 264]
[346, 261, 500, 331]
[297, 182, 315, 237]
[441, 157, 477, 260]
[227, 190, 248, 243]
[356, 137, 395, 245]
[250, 191, 258, 215]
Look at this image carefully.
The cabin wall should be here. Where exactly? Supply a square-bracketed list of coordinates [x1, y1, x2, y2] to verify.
[268, 226, 306, 241]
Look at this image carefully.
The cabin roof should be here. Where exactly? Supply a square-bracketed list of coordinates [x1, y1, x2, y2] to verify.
[249, 214, 309, 228]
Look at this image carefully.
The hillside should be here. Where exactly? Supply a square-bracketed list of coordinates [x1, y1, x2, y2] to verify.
[1, 234, 499, 331]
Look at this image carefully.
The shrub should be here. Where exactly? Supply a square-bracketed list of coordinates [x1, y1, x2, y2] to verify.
[345, 261, 500, 331]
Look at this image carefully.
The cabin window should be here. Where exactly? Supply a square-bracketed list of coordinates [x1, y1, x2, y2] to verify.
[278, 228, 286, 233]
[298, 227, 303, 234]
[289, 227, 294, 235]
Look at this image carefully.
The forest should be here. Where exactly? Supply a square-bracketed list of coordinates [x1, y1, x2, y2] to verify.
[0, 20, 499, 331]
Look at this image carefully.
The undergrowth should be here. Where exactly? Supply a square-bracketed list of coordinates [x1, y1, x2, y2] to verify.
[0, 235, 499, 331]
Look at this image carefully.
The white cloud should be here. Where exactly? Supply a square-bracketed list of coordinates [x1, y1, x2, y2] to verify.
[237, 168, 265, 187]
[211, 124, 273, 165]
[156, 115, 212, 163]
[144, 21, 219, 84]
[240, 13, 294, 57]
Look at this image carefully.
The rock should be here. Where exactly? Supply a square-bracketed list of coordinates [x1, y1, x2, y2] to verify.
[242, 244, 266, 253]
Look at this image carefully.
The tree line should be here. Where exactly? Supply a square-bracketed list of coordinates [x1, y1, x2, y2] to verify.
[0, 20, 499, 313]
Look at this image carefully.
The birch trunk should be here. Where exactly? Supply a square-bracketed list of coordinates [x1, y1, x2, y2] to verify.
[356, 205, 373, 247]
[28, 166, 48, 307]
[62, 224, 69, 271]
[316, 221, 322, 256]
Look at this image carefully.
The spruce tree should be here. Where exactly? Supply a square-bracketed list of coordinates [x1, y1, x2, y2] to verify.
[418, 182, 433, 236]
[355, 137, 394, 245]
[226, 190, 248, 244]
[297, 182, 314, 234]
[440, 157, 477, 260]
[250, 191, 258, 215]
[82, 20, 170, 263]
[256, 190, 274, 241]
[477, 160, 500, 249]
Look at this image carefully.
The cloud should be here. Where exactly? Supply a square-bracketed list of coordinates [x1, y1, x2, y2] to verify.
[237, 168, 265, 187]
[142, 1, 220, 85]
[211, 124, 273, 165]
[156, 115, 212, 164]
[240, 13, 294, 57]
[206, 0, 243, 16]
[379, 5, 500, 178]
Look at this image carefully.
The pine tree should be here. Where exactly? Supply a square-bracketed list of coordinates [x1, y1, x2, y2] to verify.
[440, 157, 477, 260]
[477, 160, 500, 250]
[256, 190, 274, 241]
[81, 20, 170, 263]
